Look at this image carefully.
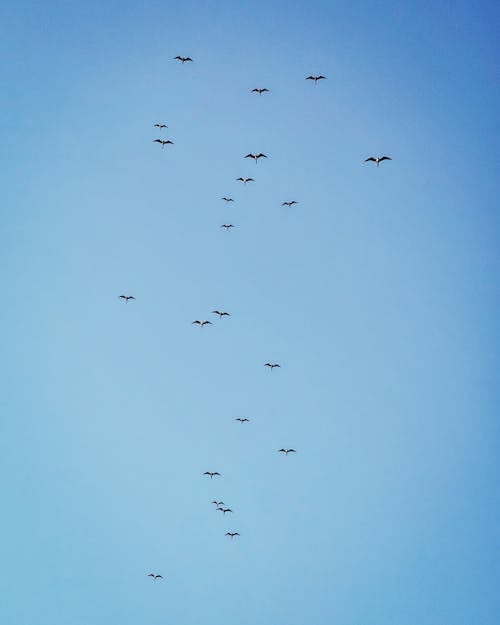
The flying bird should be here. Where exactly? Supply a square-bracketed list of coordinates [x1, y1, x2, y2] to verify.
[306, 75, 326, 84]
[203, 471, 221, 478]
[282, 201, 298, 207]
[264, 363, 281, 370]
[212, 310, 230, 318]
[235, 417, 249, 423]
[251, 88, 269, 95]
[221, 224, 235, 230]
[192, 320, 212, 327]
[221, 197, 234, 202]
[154, 123, 168, 130]
[153, 139, 174, 149]
[212, 500, 225, 506]
[217, 507, 233, 514]
[119, 295, 135, 302]
[174, 56, 193, 63]
[244, 153, 267, 163]
[236, 177, 254, 185]
[147, 573, 163, 580]
[225, 532, 240, 538]
[278, 449, 296, 455]
[364, 156, 392, 166]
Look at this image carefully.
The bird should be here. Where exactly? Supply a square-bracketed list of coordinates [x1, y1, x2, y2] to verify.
[221, 197, 234, 202]
[192, 320, 212, 327]
[154, 123, 168, 130]
[217, 507, 233, 514]
[174, 56, 193, 63]
[251, 88, 269, 95]
[278, 449, 296, 455]
[364, 156, 392, 166]
[153, 139, 174, 149]
[221, 224, 235, 230]
[119, 295, 135, 302]
[147, 573, 163, 580]
[235, 417, 249, 423]
[203, 471, 221, 478]
[212, 310, 230, 318]
[306, 75, 326, 84]
[244, 153, 267, 163]
[212, 500, 225, 506]
[282, 201, 298, 207]
[225, 532, 240, 538]
[264, 363, 281, 370]
[236, 177, 254, 185]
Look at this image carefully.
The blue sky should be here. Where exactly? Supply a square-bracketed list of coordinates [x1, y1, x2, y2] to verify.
[1, 1, 499, 624]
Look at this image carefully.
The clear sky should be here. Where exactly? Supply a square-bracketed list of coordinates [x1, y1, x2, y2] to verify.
[1, 1, 499, 624]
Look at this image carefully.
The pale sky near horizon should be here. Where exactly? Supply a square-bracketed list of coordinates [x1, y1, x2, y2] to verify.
[1, 1, 499, 624]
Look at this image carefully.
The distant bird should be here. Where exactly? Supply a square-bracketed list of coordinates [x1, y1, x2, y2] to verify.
[264, 363, 281, 370]
[244, 153, 267, 164]
[221, 224, 235, 230]
[147, 573, 163, 580]
[278, 449, 296, 455]
[217, 507, 233, 514]
[251, 88, 270, 95]
[282, 201, 298, 207]
[119, 295, 135, 302]
[364, 156, 392, 166]
[154, 123, 168, 130]
[212, 500, 225, 506]
[236, 177, 254, 185]
[174, 56, 193, 63]
[153, 139, 174, 149]
[235, 417, 249, 423]
[225, 532, 240, 538]
[212, 310, 230, 318]
[221, 197, 234, 202]
[204, 471, 221, 478]
[192, 320, 212, 327]
[306, 75, 326, 84]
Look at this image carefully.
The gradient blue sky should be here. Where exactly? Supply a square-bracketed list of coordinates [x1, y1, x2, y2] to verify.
[1, 1, 499, 624]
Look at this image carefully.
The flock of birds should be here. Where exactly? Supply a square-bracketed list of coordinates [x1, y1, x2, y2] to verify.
[126, 54, 392, 583]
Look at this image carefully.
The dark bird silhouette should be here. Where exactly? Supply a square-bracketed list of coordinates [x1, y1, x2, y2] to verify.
[218, 508, 233, 514]
[192, 320, 212, 327]
[212, 310, 230, 318]
[235, 417, 249, 423]
[221, 224, 235, 230]
[306, 75, 326, 84]
[225, 532, 240, 538]
[204, 471, 221, 478]
[119, 295, 135, 302]
[212, 500, 225, 506]
[174, 56, 193, 63]
[236, 177, 254, 185]
[264, 363, 281, 370]
[251, 88, 270, 95]
[278, 449, 296, 455]
[244, 153, 267, 163]
[153, 139, 174, 149]
[154, 123, 168, 130]
[221, 197, 234, 202]
[364, 156, 392, 166]
[147, 573, 163, 580]
[282, 201, 298, 207]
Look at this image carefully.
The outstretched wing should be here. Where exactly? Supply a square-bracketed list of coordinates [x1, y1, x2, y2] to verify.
[380, 156, 392, 161]
[257, 153, 267, 158]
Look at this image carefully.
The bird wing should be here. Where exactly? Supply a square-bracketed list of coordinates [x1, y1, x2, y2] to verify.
[147, 573, 155, 577]
[317, 75, 326, 79]
[244, 154, 254, 158]
[288, 449, 296, 453]
[185, 57, 193, 62]
[278, 449, 286, 452]
[156, 575, 163, 579]
[246, 178, 254, 182]
[380, 156, 392, 161]
[213, 472, 220, 475]
[153, 139, 163, 143]
[257, 153, 267, 158]
[364, 157, 376, 162]
[306, 76, 314, 80]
